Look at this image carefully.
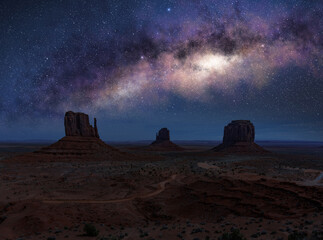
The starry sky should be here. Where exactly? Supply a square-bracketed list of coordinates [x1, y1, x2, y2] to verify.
[0, 0, 322, 141]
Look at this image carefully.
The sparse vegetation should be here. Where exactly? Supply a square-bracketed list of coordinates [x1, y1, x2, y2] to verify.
[288, 231, 307, 240]
[83, 223, 99, 237]
[288, 232, 307, 240]
[286, 230, 323, 240]
[311, 231, 323, 240]
[3, 137, 323, 240]
[99, 237, 119, 240]
[219, 229, 247, 240]
[191, 228, 203, 234]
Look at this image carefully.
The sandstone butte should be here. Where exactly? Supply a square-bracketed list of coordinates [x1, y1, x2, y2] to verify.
[213, 120, 267, 153]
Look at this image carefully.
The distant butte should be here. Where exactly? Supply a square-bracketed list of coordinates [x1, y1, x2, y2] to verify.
[152, 128, 170, 144]
[30, 111, 130, 161]
[150, 128, 183, 151]
[213, 120, 267, 153]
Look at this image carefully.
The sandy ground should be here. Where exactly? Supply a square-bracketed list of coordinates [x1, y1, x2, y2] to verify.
[0, 143, 322, 240]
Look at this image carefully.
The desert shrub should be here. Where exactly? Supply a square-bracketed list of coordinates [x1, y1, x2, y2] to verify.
[191, 228, 203, 234]
[310, 230, 323, 240]
[139, 232, 148, 238]
[83, 223, 99, 236]
[219, 229, 247, 240]
[288, 231, 307, 240]
[100, 237, 119, 240]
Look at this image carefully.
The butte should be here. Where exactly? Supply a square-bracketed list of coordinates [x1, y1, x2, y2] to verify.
[11, 111, 131, 162]
[213, 120, 267, 153]
[149, 128, 183, 151]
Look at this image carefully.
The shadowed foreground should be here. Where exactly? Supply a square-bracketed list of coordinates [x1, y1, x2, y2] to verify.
[0, 142, 322, 240]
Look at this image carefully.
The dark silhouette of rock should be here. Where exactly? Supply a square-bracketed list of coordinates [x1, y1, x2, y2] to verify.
[223, 120, 255, 145]
[150, 128, 183, 151]
[32, 111, 131, 160]
[64, 111, 99, 138]
[214, 120, 267, 153]
[35, 136, 120, 156]
[155, 128, 170, 143]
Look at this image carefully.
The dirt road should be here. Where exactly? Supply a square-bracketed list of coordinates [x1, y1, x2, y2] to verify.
[43, 174, 177, 204]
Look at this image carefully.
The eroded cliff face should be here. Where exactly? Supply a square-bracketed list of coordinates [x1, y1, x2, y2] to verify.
[64, 111, 99, 138]
[223, 120, 255, 145]
[214, 120, 266, 153]
[155, 128, 170, 143]
[150, 128, 183, 151]
[30, 111, 131, 160]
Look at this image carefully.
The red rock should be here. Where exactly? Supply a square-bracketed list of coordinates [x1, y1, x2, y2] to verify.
[150, 128, 183, 151]
[154, 128, 170, 143]
[214, 120, 267, 153]
[34, 136, 124, 159]
[22, 111, 131, 160]
[64, 111, 99, 138]
[223, 120, 255, 145]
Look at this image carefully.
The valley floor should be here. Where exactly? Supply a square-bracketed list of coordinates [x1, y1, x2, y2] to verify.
[0, 143, 322, 240]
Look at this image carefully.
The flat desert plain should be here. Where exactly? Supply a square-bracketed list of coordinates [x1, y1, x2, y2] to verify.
[0, 141, 322, 240]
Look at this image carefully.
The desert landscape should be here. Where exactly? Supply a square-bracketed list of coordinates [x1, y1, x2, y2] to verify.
[0, 112, 322, 240]
[1, 1, 322, 239]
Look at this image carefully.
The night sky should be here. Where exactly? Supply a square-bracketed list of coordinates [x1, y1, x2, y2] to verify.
[0, 0, 322, 141]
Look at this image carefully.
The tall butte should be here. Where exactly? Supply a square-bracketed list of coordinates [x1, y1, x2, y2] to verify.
[64, 111, 99, 138]
[33, 111, 129, 160]
[150, 128, 183, 151]
[213, 120, 267, 153]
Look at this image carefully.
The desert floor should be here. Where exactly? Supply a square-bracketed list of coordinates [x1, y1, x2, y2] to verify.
[0, 142, 322, 240]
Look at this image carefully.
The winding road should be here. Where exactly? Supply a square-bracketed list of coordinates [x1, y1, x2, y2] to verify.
[43, 174, 176, 204]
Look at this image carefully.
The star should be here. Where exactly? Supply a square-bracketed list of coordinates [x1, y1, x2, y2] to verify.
[0, 0, 321, 141]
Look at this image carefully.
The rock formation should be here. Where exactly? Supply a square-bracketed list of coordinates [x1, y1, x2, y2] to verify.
[64, 111, 99, 138]
[223, 120, 255, 145]
[150, 128, 183, 151]
[154, 128, 170, 143]
[32, 111, 131, 160]
[213, 120, 266, 153]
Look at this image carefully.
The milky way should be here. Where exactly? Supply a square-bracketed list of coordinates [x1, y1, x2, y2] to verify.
[0, 0, 322, 140]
